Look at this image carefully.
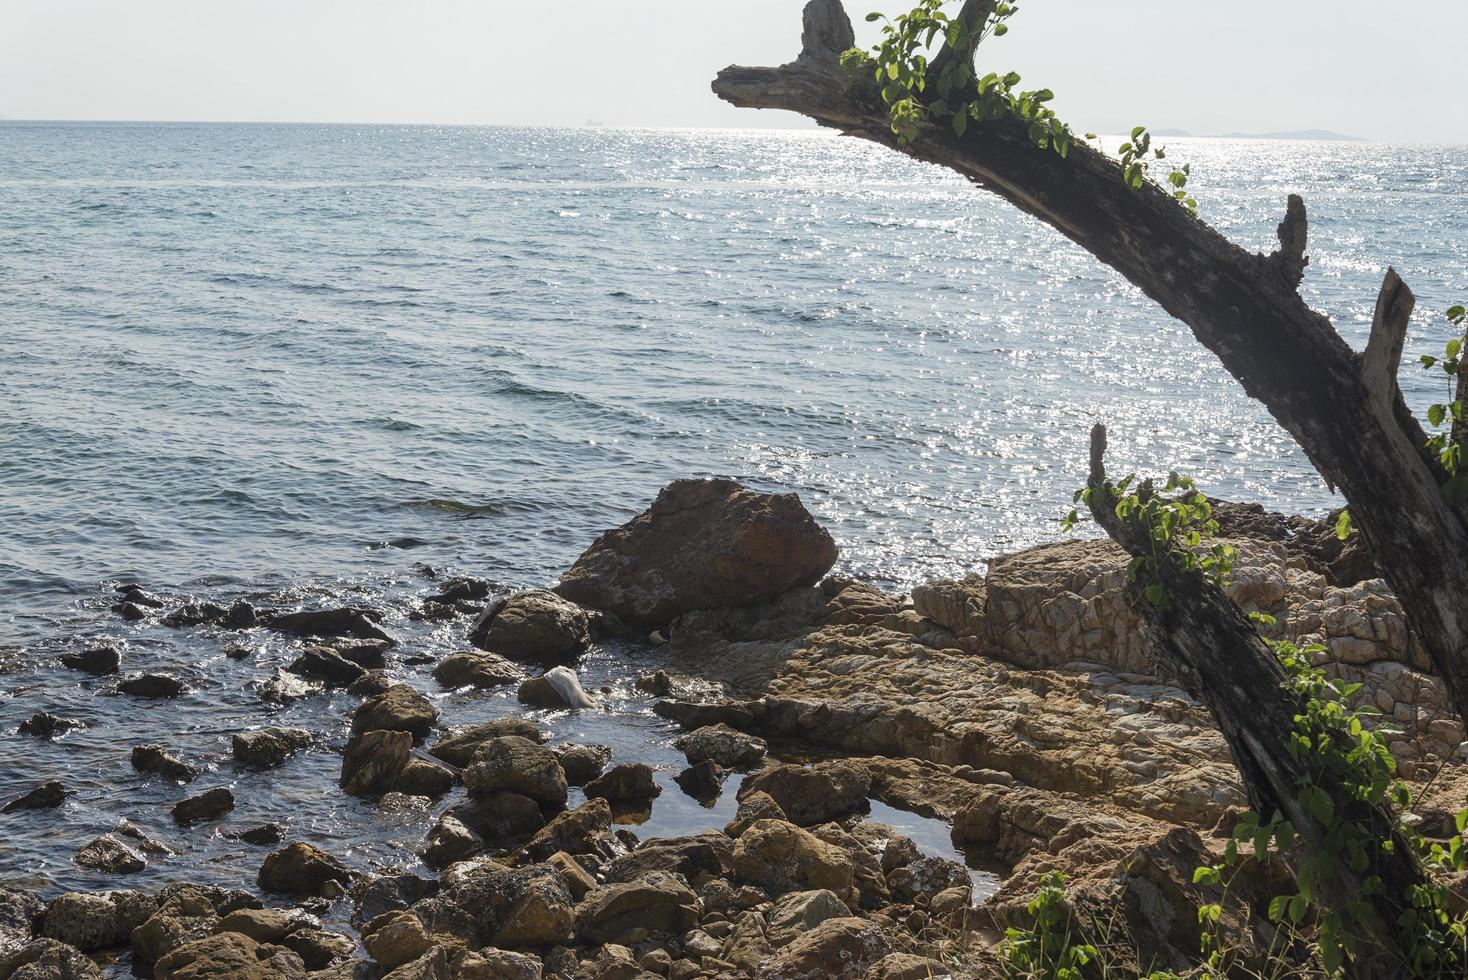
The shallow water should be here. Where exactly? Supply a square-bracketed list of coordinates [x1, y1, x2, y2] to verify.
[2, 123, 1465, 930]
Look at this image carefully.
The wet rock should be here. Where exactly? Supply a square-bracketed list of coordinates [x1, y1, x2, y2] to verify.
[723, 790, 786, 838]
[2, 780, 70, 813]
[428, 719, 546, 769]
[345, 671, 394, 699]
[17, 712, 86, 739]
[0, 885, 43, 949]
[118, 674, 185, 699]
[413, 862, 574, 948]
[0, 938, 102, 980]
[159, 601, 231, 629]
[229, 823, 285, 846]
[268, 607, 392, 644]
[515, 799, 615, 864]
[113, 820, 173, 855]
[115, 601, 148, 621]
[378, 946, 449, 979]
[583, 764, 659, 804]
[555, 478, 838, 629]
[760, 917, 890, 980]
[430, 651, 523, 689]
[673, 724, 767, 770]
[444, 793, 546, 849]
[351, 684, 438, 739]
[422, 815, 482, 869]
[223, 599, 259, 630]
[737, 761, 870, 826]
[394, 757, 453, 798]
[516, 673, 587, 710]
[601, 833, 732, 884]
[674, 760, 724, 802]
[362, 911, 431, 971]
[350, 874, 439, 928]
[232, 727, 312, 769]
[575, 872, 700, 945]
[40, 890, 156, 950]
[60, 644, 120, 675]
[171, 787, 234, 826]
[130, 887, 219, 966]
[732, 820, 854, 904]
[885, 856, 971, 904]
[132, 744, 200, 782]
[635, 669, 673, 696]
[287, 647, 365, 686]
[255, 671, 323, 703]
[463, 736, 567, 808]
[257, 843, 353, 896]
[73, 835, 145, 874]
[116, 584, 166, 607]
[280, 928, 354, 970]
[339, 729, 412, 797]
[545, 853, 597, 900]
[152, 931, 307, 980]
[425, 577, 490, 605]
[468, 589, 589, 665]
[766, 889, 852, 948]
[554, 743, 612, 786]
[331, 638, 392, 669]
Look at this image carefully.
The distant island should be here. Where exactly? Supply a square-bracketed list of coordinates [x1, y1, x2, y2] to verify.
[1152, 127, 1366, 141]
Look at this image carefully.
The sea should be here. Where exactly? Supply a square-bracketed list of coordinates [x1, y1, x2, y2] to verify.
[1, 122, 1465, 939]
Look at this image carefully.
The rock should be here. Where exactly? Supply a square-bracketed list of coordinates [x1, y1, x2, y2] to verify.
[431, 651, 523, 689]
[230, 823, 285, 846]
[340, 729, 412, 797]
[449, 947, 543, 979]
[428, 719, 546, 769]
[555, 478, 838, 628]
[737, 761, 870, 826]
[422, 816, 482, 869]
[160, 601, 229, 628]
[545, 852, 597, 899]
[280, 928, 353, 970]
[732, 820, 854, 904]
[132, 744, 200, 782]
[73, 835, 145, 874]
[575, 872, 700, 945]
[232, 728, 312, 769]
[119, 674, 185, 698]
[346, 670, 395, 698]
[674, 761, 724, 801]
[601, 833, 732, 884]
[0, 885, 43, 951]
[515, 799, 615, 863]
[41, 891, 156, 950]
[886, 856, 971, 904]
[723, 791, 786, 838]
[759, 916, 890, 980]
[468, 590, 590, 665]
[413, 862, 574, 948]
[425, 577, 491, 605]
[2, 781, 69, 813]
[866, 952, 950, 980]
[130, 888, 219, 965]
[330, 637, 392, 668]
[516, 676, 566, 709]
[171, 788, 234, 826]
[17, 712, 85, 739]
[153, 931, 307, 980]
[635, 669, 673, 696]
[766, 889, 852, 948]
[286, 647, 365, 686]
[255, 671, 323, 704]
[268, 607, 392, 644]
[583, 763, 659, 803]
[394, 758, 453, 798]
[257, 843, 352, 896]
[379, 946, 450, 979]
[462, 736, 567, 808]
[351, 684, 438, 739]
[60, 645, 120, 675]
[674, 724, 767, 770]
[444, 793, 545, 849]
[363, 910, 431, 970]
[0, 938, 102, 980]
[350, 873, 439, 928]
[554, 743, 612, 786]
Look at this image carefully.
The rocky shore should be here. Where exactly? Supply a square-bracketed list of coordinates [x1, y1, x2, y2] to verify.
[3, 478, 1464, 979]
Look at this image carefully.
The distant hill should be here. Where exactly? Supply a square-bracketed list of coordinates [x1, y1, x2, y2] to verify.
[1151, 128, 1365, 142]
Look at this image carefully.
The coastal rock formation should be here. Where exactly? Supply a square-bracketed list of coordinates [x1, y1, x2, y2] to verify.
[232, 728, 312, 769]
[555, 478, 838, 628]
[469, 590, 590, 665]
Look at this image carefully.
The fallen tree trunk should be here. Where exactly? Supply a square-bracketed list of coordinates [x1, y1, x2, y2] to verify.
[1083, 425, 1431, 980]
[713, 0, 1468, 729]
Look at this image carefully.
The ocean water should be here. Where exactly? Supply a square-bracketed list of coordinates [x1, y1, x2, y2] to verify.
[1, 123, 1465, 931]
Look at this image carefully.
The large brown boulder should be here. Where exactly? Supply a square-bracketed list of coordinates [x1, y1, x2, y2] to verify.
[462, 737, 567, 809]
[737, 761, 870, 826]
[759, 917, 890, 980]
[153, 931, 307, 980]
[574, 872, 699, 944]
[555, 478, 838, 628]
[0, 938, 103, 980]
[351, 684, 438, 740]
[731, 820, 855, 905]
[257, 843, 352, 896]
[469, 591, 590, 665]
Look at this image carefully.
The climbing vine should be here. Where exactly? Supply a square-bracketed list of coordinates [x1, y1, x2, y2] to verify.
[1420, 302, 1468, 500]
[843, 2, 1195, 209]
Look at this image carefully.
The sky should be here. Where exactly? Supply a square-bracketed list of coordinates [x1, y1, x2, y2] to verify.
[2, 0, 1465, 143]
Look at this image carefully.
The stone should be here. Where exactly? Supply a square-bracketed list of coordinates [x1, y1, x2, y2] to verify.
[673, 724, 767, 770]
[286, 646, 365, 686]
[130, 888, 219, 965]
[363, 910, 432, 970]
[674, 761, 724, 801]
[60, 644, 120, 675]
[171, 788, 234, 826]
[350, 873, 439, 928]
[214, 907, 316, 945]
[449, 947, 543, 980]
[331, 637, 392, 668]
[256, 671, 323, 704]
[340, 729, 413, 797]
[886, 856, 972, 904]
[280, 928, 353, 970]
[766, 889, 852, 948]
[723, 791, 786, 838]
[555, 478, 838, 628]
[2, 780, 69, 813]
[635, 669, 672, 696]
[41, 891, 156, 950]
[257, 843, 352, 896]
[737, 761, 870, 826]
[0, 938, 103, 980]
[119, 674, 185, 698]
[545, 853, 597, 899]
[866, 952, 950, 980]
[431, 651, 523, 689]
[380, 946, 449, 979]
[428, 719, 546, 768]
[153, 931, 308, 980]
[575, 872, 700, 945]
[394, 758, 454, 798]
[554, 743, 612, 786]
[232, 728, 312, 769]
[0, 885, 43, 951]
[346, 671, 394, 699]
[17, 712, 86, 739]
[515, 798, 615, 863]
[351, 684, 438, 739]
[468, 589, 590, 665]
[268, 607, 392, 644]
[601, 833, 732, 884]
[74, 835, 146, 874]
[462, 736, 567, 808]
[229, 823, 285, 846]
[444, 793, 545, 850]
[422, 815, 482, 868]
[758, 916, 890, 980]
[131, 744, 200, 782]
[583, 763, 660, 803]
[413, 862, 574, 949]
[160, 602, 229, 628]
[731, 820, 854, 904]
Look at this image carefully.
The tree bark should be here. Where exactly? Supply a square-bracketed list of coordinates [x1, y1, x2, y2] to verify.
[1084, 425, 1430, 980]
[712, 0, 1468, 729]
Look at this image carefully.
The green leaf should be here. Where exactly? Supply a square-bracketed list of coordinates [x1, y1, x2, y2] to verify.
[1287, 893, 1308, 923]
[1429, 403, 1447, 427]
[865, 11, 884, 22]
[953, 111, 968, 137]
[1268, 895, 1290, 921]
[1334, 510, 1352, 541]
